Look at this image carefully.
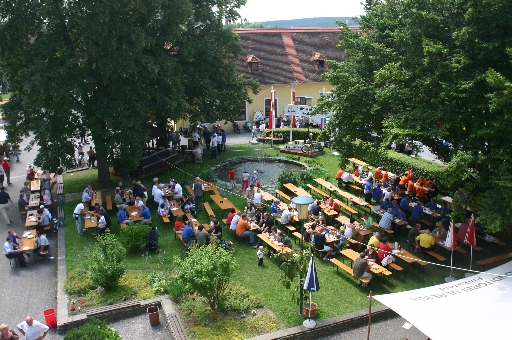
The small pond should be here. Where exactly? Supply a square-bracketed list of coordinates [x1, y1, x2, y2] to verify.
[215, 158, 305, 191]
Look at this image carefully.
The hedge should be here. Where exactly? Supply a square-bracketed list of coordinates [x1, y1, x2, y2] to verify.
[261, 128, 323, 144]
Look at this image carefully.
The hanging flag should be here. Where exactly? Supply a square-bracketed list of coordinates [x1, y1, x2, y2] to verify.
[464, 214, 476, 247]
[304, 255, 320, 292]
[269, 88, 275, 130]
[445, 222, 457, 249]
[291, 86, 296, 128]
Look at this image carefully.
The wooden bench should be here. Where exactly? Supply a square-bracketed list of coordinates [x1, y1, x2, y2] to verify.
[387, 262, 404, 278]
[425, 251, 447, 265]
[336, 199, 358, 216]
[306, 184, 329, 198]
[203, 202, 215, 217]
[275, 189, 291, 202]
[105, 195, 113, 211]
[222, 219, 228, 228]
[494, 240, 506, 246]
[168, 311, 188, 340]
[175, 231, 186, 245]
[185, 185, 193, 195]
[285, 225, 296, 235]
[39, 249, 50, 263]
[292, 232, 302, 244]
[160, 215, 170, 223]
[86, 300, 141, 318]
[330, 258, 370, 289]
[348, 184, 362, 192]
[373, 222, 394, 235]
[419, 219, 433, 227]
[476, 252, 512, 270]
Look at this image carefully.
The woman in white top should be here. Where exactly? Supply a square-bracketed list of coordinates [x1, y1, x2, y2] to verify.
[253, 189, 263, 205]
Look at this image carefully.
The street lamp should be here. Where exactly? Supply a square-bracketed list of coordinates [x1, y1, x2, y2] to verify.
[291, 195, 314, 316]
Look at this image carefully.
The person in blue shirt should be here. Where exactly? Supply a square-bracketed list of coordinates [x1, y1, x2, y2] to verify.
[364, 179, 373, 204]
[399, 195, 410, 214]
[380, 198, 391, 211]
[182, 221, 196, 252]
[391, 200, 400, 216]
[394, 207, 407, 221]
[372, 183, 383, 203]
[390, 183, 397, 193]
[270, 200, 279, 215]
[411, 201, 424, 220]
[117, 205, 133, 224]
[381, 178, 389, 189]
[439, 202, 450, 226]
[140, 205, 151, 223]
[427, 198, 438, 212]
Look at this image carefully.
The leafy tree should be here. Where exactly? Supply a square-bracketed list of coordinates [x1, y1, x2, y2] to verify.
[174, 243, 237, 311]
[318, 0, 512, 231]
[87, 233, 126, 292]
[0, 0, 258, 183]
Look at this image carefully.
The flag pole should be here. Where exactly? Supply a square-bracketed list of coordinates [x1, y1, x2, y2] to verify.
[445, 249, 456, 282]
[465, 247, 474, 277]
[367, 291, 372, 340]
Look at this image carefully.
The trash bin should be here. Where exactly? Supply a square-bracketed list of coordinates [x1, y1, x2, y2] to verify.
[43, 308, 57, 329]
[147, 305, 160, 326]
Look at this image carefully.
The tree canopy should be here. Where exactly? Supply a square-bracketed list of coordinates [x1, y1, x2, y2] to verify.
[318, 0, 512, 231]
[0, 0, 258, 182]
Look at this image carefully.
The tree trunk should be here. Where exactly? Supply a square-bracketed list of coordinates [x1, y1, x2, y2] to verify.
[96, 155, 111, 184]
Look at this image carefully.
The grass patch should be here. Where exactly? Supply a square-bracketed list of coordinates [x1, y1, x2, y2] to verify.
[64, 145, 455, 327]
[63, 168, 123, 194]
[0, 94, 10, 101]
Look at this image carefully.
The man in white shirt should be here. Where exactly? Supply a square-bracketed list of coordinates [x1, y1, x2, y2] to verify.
[153, 185, 164, 204]
[280, 206, 292, 225]
[81, 188, 92, 205]
[230, 212, 241, 231]
[259, 122, 266, 133]
[35, 232, 49, 257]
[159, 196, 170, 211]
[210, 133, 218, 159]
[344, 224, 354, 239]
[172, 183, 183, 200]
[341, 171, 353, 187]
[18, 316, 49, 340]
[73, 202, 86, 235]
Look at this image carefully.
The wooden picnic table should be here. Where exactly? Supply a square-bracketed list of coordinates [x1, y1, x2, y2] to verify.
[91, 191, 102, 206]
[341, 248, 391, 276]
[259, 189, 279, 202]
[210, 195, 237, 218]
[21, 229, 37, 263]
[283, 183, 312, 198]
[320, 203, 339, 218]
[25, 211, 39, 228]
[127, 205, 143, 222]
[169, 200, 184, 217]
[29, 194, 40, 208]
[257, 233, 292, 254]
[84, 213, 99, 239]
[30, 179, 41, 191]
[313, 178, 340, 194]
[348, 158, 369, 167]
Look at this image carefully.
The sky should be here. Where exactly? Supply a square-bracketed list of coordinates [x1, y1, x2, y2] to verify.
[237, 0, 365, 23]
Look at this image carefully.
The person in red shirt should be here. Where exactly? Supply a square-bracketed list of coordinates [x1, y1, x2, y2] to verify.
[174, 215, 185, 233]
[378, 237, 392, 262]
[226, 208, 236, 225]
[228, 168, 236, 189]
[328, 197, 341, 212]
[1, 158, 11, 185]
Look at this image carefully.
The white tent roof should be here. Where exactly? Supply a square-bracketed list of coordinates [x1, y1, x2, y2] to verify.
[374, 261, 512, 340]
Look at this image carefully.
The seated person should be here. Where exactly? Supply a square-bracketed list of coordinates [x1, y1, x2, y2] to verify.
[379, 209, 393, 230]
[416, 176, 428, 186]
[362, 214, 373, 229]
[158, 203, 169, 217]
[391, 200, 399, 215]
[372, 183, 383, 203]
[439, 202, 451, 226]
[280, 206, 292, 225]
[270, 200, 280, 215]
[396, 185, 406, 198]
[96, 211, 107, 235]
[457, 218, 471, 243]
[236, 214, 255, 246]
[317, 216, 327, 226]
[42, 193, 52, 208]
[368, 232, 381, 248]
[18, 193, 28, 213]
[37, 209, 50, 232]
[230, 212, 242, 231]
[253, 189, 263, 205]
[383, 187, 392, 201]
[328, 197, 340, 213]
[380, 198, 391, 211]
[259, 213, 274, 235]
[181, 221, 196, 252]
[394, 207, 407, 221]
[133, 197, 144, 211]
[6, 230, 22, 249]
[374, 167, 383, 181]
[174, 216, 185, 233]
[399, 195, 410, 214]
[114, 189, 124, 209]
[278, 230, 292, 248]
[4, 236, 27, 267]
[246, 184, 255, 202]
[427, 198, 439, 212]
[408, 224, 422, 252]
[415, 182, 426, 201]
[226, 208, 236, 226]
[195, 225, 210, 247]
[363, 244, 379, 262]
[254, 208, 264, 226]
[310, 201, 322, 218]
[377, 237, 392, 262]
[117, 205, 133, 224]
[416, 229, 436, 252]
[352, 252, 372, 285]
[140, 205, 151, 223]
[152, 185, 164, 204]
[411, 201, 424, 220]
[244, 202, 256, 218]
[407, 180, 416, 196]
[182, 199, 196, 216]
[340, 171, 353, 187]
[313, 227, 333, 261]
[333, 225, 347, 249]
[432, 222, 447, 240]
[210, 219, 223, 241]
[171, 182, 183, 200]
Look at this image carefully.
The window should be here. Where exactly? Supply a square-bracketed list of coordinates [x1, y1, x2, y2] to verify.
[310, 52, 327, 70]
[237, 101, 247, 120]
[316, 60, 325, 69]
[249, 62, 259, 71]
[295, 97, 312, 106]
[245, 54, 260, 72]
[264, 98, 278, 119]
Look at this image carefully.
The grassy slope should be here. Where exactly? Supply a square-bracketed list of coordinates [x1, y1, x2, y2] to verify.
[64, 145, 456, 327]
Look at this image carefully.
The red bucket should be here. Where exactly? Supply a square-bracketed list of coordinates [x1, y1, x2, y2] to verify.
[43, 308, 57, 329]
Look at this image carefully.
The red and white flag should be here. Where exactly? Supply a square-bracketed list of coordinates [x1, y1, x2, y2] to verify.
[464, 214, 476, 247]
[291, 86, 296, 127]
[445, 222, 457, 249]
[269, 88, 275, 130]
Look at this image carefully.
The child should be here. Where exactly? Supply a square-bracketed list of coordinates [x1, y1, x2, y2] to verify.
[241, 170, 250, 190]
[257, 246, 264, 266]
[228, 167, 236, 189]
[251, 171, 258, 186]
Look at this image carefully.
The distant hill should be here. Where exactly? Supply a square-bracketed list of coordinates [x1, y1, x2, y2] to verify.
[261, 17, 358, 28]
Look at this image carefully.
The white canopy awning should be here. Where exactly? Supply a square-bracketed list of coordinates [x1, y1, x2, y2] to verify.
[374, 261, 512, 340]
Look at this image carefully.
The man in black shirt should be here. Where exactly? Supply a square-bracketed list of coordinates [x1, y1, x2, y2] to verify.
[0, 186, 13, 224]
[255, 213, 274, 247]
[310, 200, 322, 218]
[132, 181, 146, 205]
[313, 227, 333, 260]
[353, 252, 372, 285]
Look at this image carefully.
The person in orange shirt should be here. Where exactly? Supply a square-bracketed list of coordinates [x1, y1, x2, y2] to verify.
[399, 174, 409, 185]
[416, 176, 428, 186]
[335, 169, 344, 180]
[353, 167, 359, 177]
[407, 180, 416, 195]
[415, 182, 426, 201]
[236, 213, 255, 246]
[374, 167, 382, 181]
[405, 167, 413, 179]
[328, 197, 340, 213]
[382, 168, 389, 182]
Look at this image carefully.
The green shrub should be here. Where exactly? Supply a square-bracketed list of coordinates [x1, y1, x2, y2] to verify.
[64, 268, 96, 295]
[87, 233, 126, 292]
[262, 128, 324, 143]
[277, 169, 300, 190]
[174, 244, 237, 311]
[277, 166, 327, 192]
[224, 283, 263, 313]
[64, 318, 121, 340]
[119, 222, 150, 252]
[167, 276, 188, 303]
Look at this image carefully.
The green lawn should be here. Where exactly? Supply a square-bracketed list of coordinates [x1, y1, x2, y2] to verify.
[64, 146, 460, 327]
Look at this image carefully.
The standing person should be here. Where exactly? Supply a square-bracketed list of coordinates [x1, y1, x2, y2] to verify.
[364, 178, 373, 204]
[73, 202, 87, 235]
[251, 171, 258, 186]
[210, 132, 218, 159]
[12, 143, 20, 162]
[87, 147, 96, 167]
[221, 129, 227, 152]
[17, 316, 49, 340]
[0, 323, 20, 339]
[202, 127, 211, 151]
[257, 246, 264, 266]
[77, 143, 84, 158]
[228, 167, 236, 189]
[192, 177, 204, 211]
[191, 129, 200, 148]
[251, 125, 257, 139]
[1, 157, 11, 185]
[216, 132, 222, 154]
[241, 170, 249, 190]
[0, 186, 13, 224]
[79, 128, 86, 144]
[0, 163, 4, 187]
